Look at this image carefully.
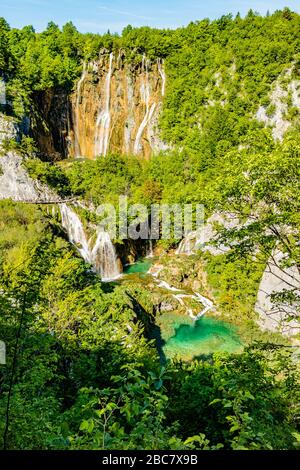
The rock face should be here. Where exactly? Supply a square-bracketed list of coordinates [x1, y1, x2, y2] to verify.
[0, 112, 61, 202]
[0, 152, 50, 201]
[256, 70, 300, 141]
[255, 250, 300, 337]
[0, 113, 18, 149]
[31, 88, 70, 159]
[176, 212, 239, 256]
[32, 53, 168, 159]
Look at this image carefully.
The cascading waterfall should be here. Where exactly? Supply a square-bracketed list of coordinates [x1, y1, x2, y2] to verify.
[146, 239, 154, 258]
[157, 58, 166, 96]
[60, 203, 120, 281]
[176, 234, 193, 255]
[152, 275, 214, 321]
[91, 231, 120, 281]
[60, 203, 91, 263]
[74, 62, 87, 157]
[94, 52, 114, 157]
[134, 55, 156, 155]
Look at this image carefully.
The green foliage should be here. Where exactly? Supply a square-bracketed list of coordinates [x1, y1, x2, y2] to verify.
[1, 10, 300, 452]
[1, 135, 37, 156]
[204, 252, 265, 320]
[24, 158, 71, 196]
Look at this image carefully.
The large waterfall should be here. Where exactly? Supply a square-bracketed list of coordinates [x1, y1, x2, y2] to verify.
[60, 203, 120, 281]
[134, 55, 156, 155]
[94, 52, 113, 157]
[74, 62, 87, 157]
[157, 58, 166, 96]
[66, 52, 167, 159]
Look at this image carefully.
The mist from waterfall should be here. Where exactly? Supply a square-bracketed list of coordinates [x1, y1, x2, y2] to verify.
[60, 203, 120, 281]
[94, 52, 114, 157]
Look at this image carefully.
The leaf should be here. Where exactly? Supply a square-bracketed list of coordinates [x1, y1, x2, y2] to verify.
[79, 419, 94, 434]
[209, 398, 222, 406]
[154, 379, 163, 390]
[184, 434, 206, 445]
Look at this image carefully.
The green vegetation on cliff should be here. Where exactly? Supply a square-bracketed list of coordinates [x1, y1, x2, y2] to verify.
[0, 8, 300, 451]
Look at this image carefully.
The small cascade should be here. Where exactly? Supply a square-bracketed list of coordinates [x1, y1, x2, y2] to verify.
[146, 238, 154, 258]
[151, 274, 214, 321]
[91, 231, 120, 281]
[172, 291, 214, 321]
[74, 62, 87, 157]
[176, 233, 194, 255]
[134, 55, 156, 155]
[94, 52, 114, 157]
[157, 58, 166, 96]
[60, 203, 91, 263]
[59, 204, 120, 281]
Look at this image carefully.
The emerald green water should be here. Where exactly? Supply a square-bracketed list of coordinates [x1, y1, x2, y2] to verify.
[122, 258, 243, 361]
[123, 259, 152, 274]
[161, 315, 243, 361]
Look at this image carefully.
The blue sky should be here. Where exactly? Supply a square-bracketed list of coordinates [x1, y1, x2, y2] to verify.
[1, 0, 300, 33]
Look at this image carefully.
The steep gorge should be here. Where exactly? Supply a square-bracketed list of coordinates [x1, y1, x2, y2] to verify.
[32, 52, 167, 159]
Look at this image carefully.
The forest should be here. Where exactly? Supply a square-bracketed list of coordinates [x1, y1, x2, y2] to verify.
[0, 8, 299, 451]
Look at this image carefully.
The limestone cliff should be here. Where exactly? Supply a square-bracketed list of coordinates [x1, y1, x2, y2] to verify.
[0, 152, 58, 202]
[255, 250, 300, 337]
[32, 52, 167, 159]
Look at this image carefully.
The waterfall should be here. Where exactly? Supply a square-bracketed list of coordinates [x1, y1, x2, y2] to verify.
[94, 52, 114, 157]
[60, 203, 91, 263]
[91, 231, 120, 281]
[151, 273, 214, 321]
[157, 58, 166, 96]
[74, 62, 87, 157]
[146, 238, 154, 258]
[60, 203, 120, 281]
[134, 55, 156, 155]
[176, 233, 194, 255]
[171, 292, 214, 321]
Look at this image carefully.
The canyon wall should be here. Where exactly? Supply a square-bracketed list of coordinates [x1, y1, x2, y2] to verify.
[32, 52, 167, 159]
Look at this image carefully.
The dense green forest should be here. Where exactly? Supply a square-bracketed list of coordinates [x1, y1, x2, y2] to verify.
[0, 9, 300, 450]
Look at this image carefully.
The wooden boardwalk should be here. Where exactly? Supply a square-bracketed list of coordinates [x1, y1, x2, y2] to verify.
[6, 197, 77, 204]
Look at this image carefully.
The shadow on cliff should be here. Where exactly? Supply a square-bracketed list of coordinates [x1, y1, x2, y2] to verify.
[125, 291, 167, 364]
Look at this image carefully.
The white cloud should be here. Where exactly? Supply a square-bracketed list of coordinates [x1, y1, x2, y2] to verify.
[98, 5, 155, 20]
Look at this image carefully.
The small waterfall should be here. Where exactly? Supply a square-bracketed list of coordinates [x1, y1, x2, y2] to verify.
[146, 238, 154, 258]
[60, 203, 91, 263]
[74, 62, 87, 157]
[152, 274, 214, 321]
[94, 52, 114, 157]
[134, 55, 156, 155]
[91, 231, 120, 281]
[157, 58, 166, 96]
[60, 204, 120, 281]
[176, 233, 194, 255]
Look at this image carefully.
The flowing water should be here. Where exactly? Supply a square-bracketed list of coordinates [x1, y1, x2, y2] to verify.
[74, 62, 87, 157]
[60, 203, 120, 281]
[91, 230, 120, 281]
[157, 58, 166, 96]
[134, 55, 156, 154]
[94, 52, 114, 157]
